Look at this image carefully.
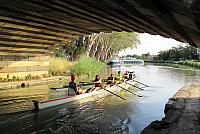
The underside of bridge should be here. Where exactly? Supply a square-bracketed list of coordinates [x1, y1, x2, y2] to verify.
[0, 0, 200, 78]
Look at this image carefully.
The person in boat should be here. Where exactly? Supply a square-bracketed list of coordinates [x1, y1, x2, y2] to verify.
[68, 75, 83, 95]
[86, 75, 102, 93]
[115, 71, 123, 83]
[107, 73, 115, 86]
[128, 71, 135, 80]
[124, 71, 129, 80]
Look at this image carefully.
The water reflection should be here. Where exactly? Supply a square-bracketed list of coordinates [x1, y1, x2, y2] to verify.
[0, 64, 199, 134]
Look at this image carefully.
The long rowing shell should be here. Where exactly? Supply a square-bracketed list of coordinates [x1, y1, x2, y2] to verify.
[32, 78, 137, 111]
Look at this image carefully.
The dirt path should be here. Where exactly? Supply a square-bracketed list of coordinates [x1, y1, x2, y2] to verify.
[141, 85, 200, 134]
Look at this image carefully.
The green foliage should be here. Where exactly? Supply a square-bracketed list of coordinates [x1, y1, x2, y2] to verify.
[155, 45, 199, 61]
[175, 60, 200, 68]
[107, 32, 140, 56]
[125, 53, 150, 61]
[55, 47, 67, 59]
[54, 32, 140, 61]
[71, 56, 105, 78]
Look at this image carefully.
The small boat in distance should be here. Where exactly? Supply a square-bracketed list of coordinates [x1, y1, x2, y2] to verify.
[107, 55, 121, 66]
[121, 57, 144, 64]
[32, 78, 137, 111]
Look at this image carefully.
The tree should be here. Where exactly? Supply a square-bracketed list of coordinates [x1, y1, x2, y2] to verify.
[155, 44, 199, 61]
[54, 32, 140, 61]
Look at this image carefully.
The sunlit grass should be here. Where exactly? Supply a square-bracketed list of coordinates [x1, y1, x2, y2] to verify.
[49, 57, 73, 75]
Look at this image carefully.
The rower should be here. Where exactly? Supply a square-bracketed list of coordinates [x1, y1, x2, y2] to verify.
[124, 71, 129, 80]
[86, 75, 102, 93]
[128, 71, 135, 80]
[115, 71, 123, 83]
[68, 75, 83, 95]
[107, 73, 115, 86]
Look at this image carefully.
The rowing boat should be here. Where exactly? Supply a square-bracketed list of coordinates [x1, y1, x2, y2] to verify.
[32, 78, 137, 111]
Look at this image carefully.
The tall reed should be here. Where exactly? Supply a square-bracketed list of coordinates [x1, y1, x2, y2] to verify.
[71, 56, 105, 78]
[49, 57, 72, 75]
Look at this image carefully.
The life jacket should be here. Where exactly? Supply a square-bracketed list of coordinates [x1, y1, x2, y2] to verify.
[69, 81, 76, 89]
[68, 81, 77, 96]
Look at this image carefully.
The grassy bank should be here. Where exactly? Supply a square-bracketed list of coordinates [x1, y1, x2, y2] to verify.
[49, 57, 73, 76]
[71, 56, 106, 78]
[175, 60, 200, 68]
[145, 60, 200, 69]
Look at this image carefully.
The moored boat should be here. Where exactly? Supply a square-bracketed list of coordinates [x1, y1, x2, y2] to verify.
[107, 54, 122, 66]
[32, 78, 137, 111]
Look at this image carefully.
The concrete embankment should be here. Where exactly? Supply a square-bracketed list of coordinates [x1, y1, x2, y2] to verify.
[0, 76, 69, 90]
[141, 85, 200, 134]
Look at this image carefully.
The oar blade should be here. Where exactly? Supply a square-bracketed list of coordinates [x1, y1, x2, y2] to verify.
[104, 88, 126, 100]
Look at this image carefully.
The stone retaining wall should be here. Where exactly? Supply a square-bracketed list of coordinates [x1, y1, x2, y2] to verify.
[0, 55, 50, 80]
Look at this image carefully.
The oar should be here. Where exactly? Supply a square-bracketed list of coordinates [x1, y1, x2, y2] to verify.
[132, 79, 149, 87]
[50, 85, 68, 90]
[115, 84, 143, 97]
[79, 82, 94, 86]
[79, 81, 93, 84]
[103, 88, 126, 100]
[125, 82, 144, 91]
[50, 87, 64, 90]
[79, 83, 94, 86]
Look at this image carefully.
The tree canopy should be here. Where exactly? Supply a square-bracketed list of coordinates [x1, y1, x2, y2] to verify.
[55, 32, 140, 61]
[155, 45, 199, 61]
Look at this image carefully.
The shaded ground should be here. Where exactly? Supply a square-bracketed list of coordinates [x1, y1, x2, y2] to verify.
[141, 85, 200, 134]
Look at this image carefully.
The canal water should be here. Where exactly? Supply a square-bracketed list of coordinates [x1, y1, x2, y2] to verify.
[0, 64, 199, 134]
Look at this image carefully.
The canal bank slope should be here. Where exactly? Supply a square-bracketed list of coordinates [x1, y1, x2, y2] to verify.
[141, 85, 200, 134]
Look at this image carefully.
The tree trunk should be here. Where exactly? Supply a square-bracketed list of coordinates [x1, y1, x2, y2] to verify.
[86, 33, 100, 56]
[89, 43, 98, 57]
[95, 43, 104, 61]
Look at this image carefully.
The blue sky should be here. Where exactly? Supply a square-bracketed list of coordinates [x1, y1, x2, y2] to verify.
[119, 33, 183, 56]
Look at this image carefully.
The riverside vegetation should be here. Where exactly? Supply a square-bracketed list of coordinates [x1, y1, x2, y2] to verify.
[175, 60, 200, 68]
[155, 45, 200, 68]
[71, 56, 105, 78]
[49, 56, 105, 79]
[50, 31, 140, 78]
[55, 32, 140, 61]
[49, 57, 72, 76]
[126, 45, 200, 68]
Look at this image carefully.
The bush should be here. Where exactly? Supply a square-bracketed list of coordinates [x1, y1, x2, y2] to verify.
[49, 57, 72, 75]
[176, 60, 200, 68]
[71, 56, 105, 78]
